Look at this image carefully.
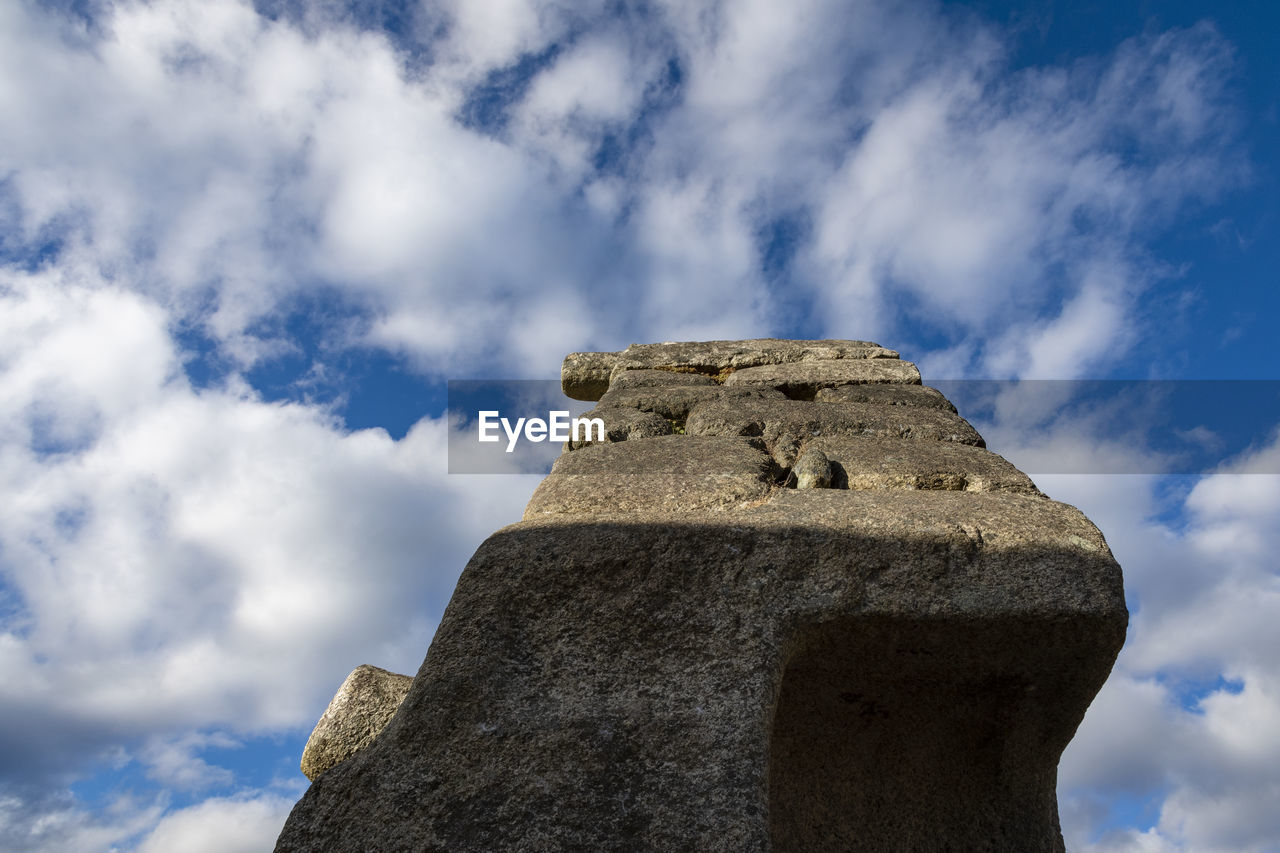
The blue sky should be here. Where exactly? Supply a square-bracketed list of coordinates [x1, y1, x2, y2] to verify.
[1, 0, 1278, 850]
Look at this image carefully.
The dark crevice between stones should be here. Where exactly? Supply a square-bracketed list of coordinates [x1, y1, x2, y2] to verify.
[757, 383, 899, 402]
[776, 383, 820, 401]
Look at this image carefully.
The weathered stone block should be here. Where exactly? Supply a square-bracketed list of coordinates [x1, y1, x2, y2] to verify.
[526, 436, 776, 517]
[566, 406, 671, 449]
[299, 665, 413, 781]
[814, 383, 957, 411]
[611, 339, 898, 378]
[607, 368, 718, 389]
[686, 398, 984, 467]
[596, 385, 785, 422]
[803, 435, 1040, 494]
[562, 351, 618, 400]
[563, 340, 900, 401]
[723, 359, 921, 396]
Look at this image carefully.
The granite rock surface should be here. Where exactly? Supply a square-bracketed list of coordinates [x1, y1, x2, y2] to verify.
[562, 339, 899, 401]
[686, 398, 985, 467]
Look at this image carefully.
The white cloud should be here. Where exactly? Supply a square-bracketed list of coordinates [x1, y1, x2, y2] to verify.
[987, 275, 1134, 379]
[0, 268, 538, 823]
[518, 33, 645, 129]
[138, 733, 239, 792]
[0, 790, 164, 853]
[1047, 441, 1280, 851]
[427, 0, 589, 84]
[3, 1, 1239, 379]
[134, 794, 293, 853]
[808, 22, 1235, 372]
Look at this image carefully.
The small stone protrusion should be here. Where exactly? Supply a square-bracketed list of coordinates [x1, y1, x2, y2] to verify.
[300, 665, 413, 781]
[792, 449, 833, 489]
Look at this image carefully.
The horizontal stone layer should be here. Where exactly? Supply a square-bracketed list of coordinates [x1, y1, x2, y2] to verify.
[814, 383, 956, 412]
[535, 435, 1034, 516]
[511, 490, 1121, 616]
[525, 473, 775, 518]
[529, 436, 776, 517]
[802, 436, 1039, 494]
[595, 385, 786, 423]
[563, 339, 898, 400]
[686, 399, 984, 468]
[566, 406, 672, 449]
[613, 339, 897, 374]
[608, 369, 719, 390]
[722, 359, 921, 397]
[552, 434, 774, 476]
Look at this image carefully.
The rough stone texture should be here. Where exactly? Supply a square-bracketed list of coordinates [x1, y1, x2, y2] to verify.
[723, 359, 922, 397]
[596, 385, 786, 423]
[563, 339, 899, 401]
[550, 434, 773, 477]
[804, 436, 1041, 494]
[565, 406, 671, 449]
[791, 448, 832, 489]
[525, 435, 777, 518]
[686, 398, 985, 468]
[278, 495, 1125, 852]
[299, 665, 413, 781]
[608, 368, 718, 390]
[278, 339, 1127, 853]
[562, 351, 618, 400]
[611, 338, 898, 377]
[814, 383, 957, 412]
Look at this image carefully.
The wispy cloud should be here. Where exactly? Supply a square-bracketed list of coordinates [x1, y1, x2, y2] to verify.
[1, 0, 1241, 376]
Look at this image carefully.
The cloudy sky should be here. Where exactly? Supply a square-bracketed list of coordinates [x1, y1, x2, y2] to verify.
[1, 0, 1277, 850]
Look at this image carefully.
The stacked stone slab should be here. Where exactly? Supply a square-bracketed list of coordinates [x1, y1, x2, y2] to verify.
[276, 339, 1127, 853]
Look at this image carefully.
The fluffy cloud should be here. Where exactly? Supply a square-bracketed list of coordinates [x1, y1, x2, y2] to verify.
[0, 268, 538, 841]
[957, 393, 1280, 852]
[1, 0, 1240, 376]
[809, 22, 1236, 376]
[1047, 445, 1280, 851]
[134, 794, 295, 853]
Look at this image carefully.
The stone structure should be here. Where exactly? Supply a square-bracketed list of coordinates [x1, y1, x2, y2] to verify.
[299, 664, 413, 781]
[277, 339, 1127, 852]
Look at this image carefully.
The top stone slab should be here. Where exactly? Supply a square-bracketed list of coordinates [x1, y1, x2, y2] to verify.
[562, 339, 899, 400]
[723, 359, 921, 395]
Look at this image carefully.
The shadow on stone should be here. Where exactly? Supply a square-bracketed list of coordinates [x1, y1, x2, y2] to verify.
[277, 503, 1125, 852]
[770, 616, 1108, 853]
